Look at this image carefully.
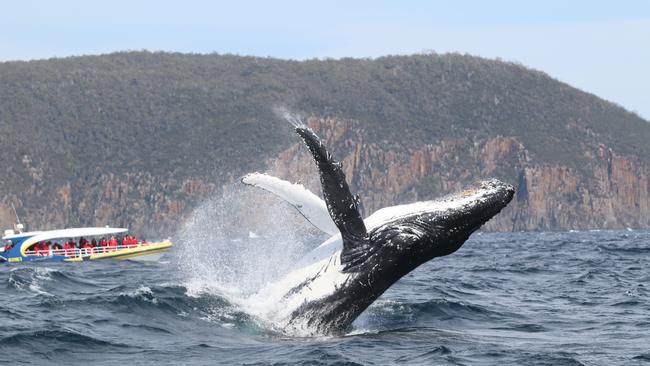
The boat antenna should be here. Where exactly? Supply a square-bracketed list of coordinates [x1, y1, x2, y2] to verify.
[11, 203, 24, 233]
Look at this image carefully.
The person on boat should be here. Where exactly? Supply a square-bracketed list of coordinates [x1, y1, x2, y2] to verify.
[35, 242, 47, 256]
[124, 235, 136, 247]
[51, 241, 63, 254]
[63, 239, 76, 256]
[4, 242, 13, 252]
[39, 241, 51, 256]
[108, 236, 118, 251]
[89, 239, 97, 253]
[99, 237, 108, 253]
[81, 240, 93, 255]
[31, 242, 40, 255]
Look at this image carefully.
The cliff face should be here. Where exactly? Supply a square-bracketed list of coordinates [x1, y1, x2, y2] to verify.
[270, 117, 650, 231]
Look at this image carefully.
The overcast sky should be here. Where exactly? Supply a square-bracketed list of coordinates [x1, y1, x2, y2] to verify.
[1, 0, 648, 119]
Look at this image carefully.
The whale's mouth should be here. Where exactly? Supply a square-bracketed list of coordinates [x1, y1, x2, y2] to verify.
[432, 178, 515, 239]
[421, 178, 514, 256]
[461, 179, 515, 225]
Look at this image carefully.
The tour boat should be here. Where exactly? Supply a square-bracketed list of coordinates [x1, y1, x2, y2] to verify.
[0, 226, 172, 263]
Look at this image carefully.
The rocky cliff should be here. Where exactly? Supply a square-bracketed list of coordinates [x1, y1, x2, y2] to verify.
[270, 117, 649, 231]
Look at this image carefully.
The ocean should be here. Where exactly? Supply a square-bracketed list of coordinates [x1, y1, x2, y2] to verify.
[1, 230, 649, 365]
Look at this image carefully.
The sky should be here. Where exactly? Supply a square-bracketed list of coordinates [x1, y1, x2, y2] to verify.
[1, 0, 649, 118]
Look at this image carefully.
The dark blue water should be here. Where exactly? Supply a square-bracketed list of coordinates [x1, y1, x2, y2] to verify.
[2, 231, 649, 365]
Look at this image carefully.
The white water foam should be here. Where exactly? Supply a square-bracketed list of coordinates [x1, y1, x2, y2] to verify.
[175, 184, 326, 329]
[8, 267, 56, 296]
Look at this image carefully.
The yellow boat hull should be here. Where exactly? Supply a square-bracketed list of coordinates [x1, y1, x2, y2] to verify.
[63, 241, 173, 262]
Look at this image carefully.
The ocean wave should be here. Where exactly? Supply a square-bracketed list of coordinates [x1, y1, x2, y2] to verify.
[6, 267, 58, 296]
[633, 353, 650, 361]
[0, 329, 129, 349]
[597, 245, 650, 255]
[393, 346, 453, 363]
[355, 298, 508, 332]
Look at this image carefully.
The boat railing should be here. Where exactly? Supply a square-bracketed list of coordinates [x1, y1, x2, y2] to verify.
[24, 242, 150, 257]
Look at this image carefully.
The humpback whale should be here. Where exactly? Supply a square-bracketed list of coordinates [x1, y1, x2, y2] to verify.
[242, 127, 514, 335]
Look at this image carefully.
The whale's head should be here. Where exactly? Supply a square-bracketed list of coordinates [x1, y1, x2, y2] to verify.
[366, 178, 514, 272]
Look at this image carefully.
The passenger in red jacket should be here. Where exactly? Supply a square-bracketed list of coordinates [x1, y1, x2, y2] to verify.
[124, 235, 137, 247]
[63, 240, 76, 257]
[34, 242, 47, 256]
[39, 242, 51, 256]
[108, 236, 118, 251]
[99, 238, 108, 253]
[81, 240, 93, 255]
[31, 242, 40, 255]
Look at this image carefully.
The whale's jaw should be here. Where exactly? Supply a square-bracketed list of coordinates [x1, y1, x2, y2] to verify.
[285, 179, 514, 335]
[374, 178, 516, 261]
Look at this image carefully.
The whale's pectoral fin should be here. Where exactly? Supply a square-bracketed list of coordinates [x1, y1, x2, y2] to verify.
[241, 173, 339, 236]
[295, 127, 371, 268]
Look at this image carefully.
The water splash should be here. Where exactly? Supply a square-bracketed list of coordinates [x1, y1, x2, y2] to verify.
[175, 183, 324, 306]
[273, 106, 305, 128]
[7, 267, 56, 296]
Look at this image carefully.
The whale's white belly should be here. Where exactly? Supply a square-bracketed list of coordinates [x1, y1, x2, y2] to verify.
[245, 235, 349, 326]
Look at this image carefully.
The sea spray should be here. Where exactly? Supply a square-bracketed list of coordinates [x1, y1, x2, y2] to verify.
[175, 184, 325, 303]
[273, 105, 305, 128]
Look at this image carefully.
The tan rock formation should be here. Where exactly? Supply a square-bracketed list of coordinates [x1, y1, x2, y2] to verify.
[268, 117, 650, 232]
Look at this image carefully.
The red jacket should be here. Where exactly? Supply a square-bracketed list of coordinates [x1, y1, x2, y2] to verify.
[63, 242, 76, 256]
[39, 244, 50, 255]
